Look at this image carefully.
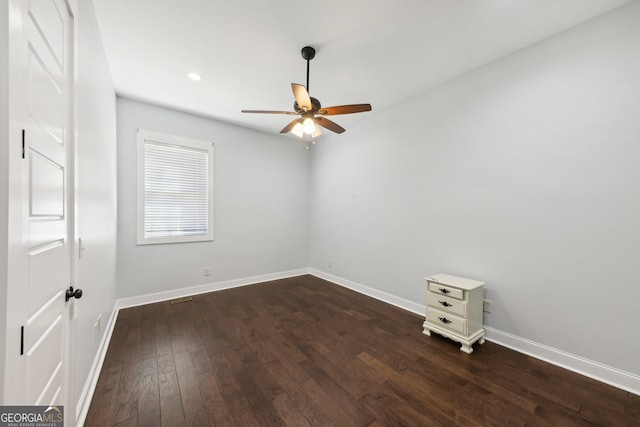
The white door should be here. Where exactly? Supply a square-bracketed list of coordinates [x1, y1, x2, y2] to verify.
[5, 0, 75, 414]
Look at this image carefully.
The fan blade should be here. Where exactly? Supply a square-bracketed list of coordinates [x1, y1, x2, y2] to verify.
[318, 104, 372, 115]
[241, 110, 297, 115]
[280, 119, 300, 134]
[315, 116, 346, 134]
[292, 83, 312, 111]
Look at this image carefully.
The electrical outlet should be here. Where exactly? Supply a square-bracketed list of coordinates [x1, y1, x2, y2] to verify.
[94, 314, 102, 340]
[203, 267, 210, 276]
[483, 299, 492, 313]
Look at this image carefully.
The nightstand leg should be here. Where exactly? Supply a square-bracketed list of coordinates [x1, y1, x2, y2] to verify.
[460, 343, 473, 354]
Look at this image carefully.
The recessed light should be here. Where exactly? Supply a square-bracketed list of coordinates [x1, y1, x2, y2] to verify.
[187, 72, 202, 81]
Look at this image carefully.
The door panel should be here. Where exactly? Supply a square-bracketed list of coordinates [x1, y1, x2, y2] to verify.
[22, 0, 72, 408]
[28, 242, 66, 319]
[29, 0, 66, 69]
[28, 2, 66, 150]
[28, 45, 65, 145]
[30, 152, 65, 217]
[26, 312, 63, 404]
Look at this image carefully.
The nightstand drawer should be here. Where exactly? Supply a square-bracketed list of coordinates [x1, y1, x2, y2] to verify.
[428, 282, 464, 300]
[428, 293, 466, 317]
[426, 307, 466, 335]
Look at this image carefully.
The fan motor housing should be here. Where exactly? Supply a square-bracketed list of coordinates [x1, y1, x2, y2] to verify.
[294, 97, 321, 114]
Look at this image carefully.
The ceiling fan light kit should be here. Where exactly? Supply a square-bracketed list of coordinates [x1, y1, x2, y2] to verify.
[291, 122, 304, 138]
[241, 46, 372, 140]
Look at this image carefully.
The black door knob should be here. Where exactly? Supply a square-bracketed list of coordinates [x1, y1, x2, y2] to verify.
[65, 286, 83, 302]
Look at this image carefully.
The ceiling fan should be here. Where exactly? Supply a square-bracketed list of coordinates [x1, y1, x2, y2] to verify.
[241, 46, 372, 138]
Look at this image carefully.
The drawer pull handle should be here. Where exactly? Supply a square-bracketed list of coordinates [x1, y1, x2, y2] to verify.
[439, 288, 450, 294]
[438, 316, 452, 324]
[439, 301, 452, 307]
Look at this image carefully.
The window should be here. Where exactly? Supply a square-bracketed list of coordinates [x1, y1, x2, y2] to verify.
[137, 129, 214, 245]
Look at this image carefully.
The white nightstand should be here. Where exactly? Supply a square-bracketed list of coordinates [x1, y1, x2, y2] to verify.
[423, 273, 485, 354]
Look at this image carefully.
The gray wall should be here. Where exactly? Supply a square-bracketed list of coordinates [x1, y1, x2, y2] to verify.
[310, 2, 640, 375]
[116, 98, 310, 298]
[74, 0, 118, 417]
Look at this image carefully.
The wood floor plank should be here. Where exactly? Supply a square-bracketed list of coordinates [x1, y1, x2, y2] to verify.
[185, 410, 210, 427]
[85, 275, 640, 426]
[101, 317, 127, 368]
[223, 342, 286, 426]
[137, 357, 160, 427]
[197, 370, 232, 426]
[625, 393, 640, 420]
[190, 349, 211, 375]
[174, 351, 206, 416]
[272, 394, 312, 427]
[301, 378, 361, 426]
[160, 398, 186, 427]
[156, 334, 176, 375]
[265, 360, 333, 426]
[206, 353, 263, 426]
[357, 350, 477, 426]
[359, 392, 446, 427]
[302, 347, 382, 401]
[232, 317, 279, 365]
[113, 416, 137, 427]
[301, 354, 376, 425]
[158, 371, 180, 405]
[84, 364, 121, 426]
[113, 359, 141, 424]
[259, 334, 311, 384]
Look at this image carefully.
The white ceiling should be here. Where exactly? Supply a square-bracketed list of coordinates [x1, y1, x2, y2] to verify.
[92, 0, 631, 137]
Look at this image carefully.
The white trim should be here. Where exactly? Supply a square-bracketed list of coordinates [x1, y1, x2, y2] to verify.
[115, 269, 309, 310]
[309, 268, 640, 396]
[73, 268, 640, 419]
[136, 129, 214, 246]
[74, 307, 118, 427]
[484, 327, 640, 396]
[308, 268, 425, 315]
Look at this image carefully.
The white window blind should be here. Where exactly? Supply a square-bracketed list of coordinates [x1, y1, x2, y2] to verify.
[137, 130, 214, 245]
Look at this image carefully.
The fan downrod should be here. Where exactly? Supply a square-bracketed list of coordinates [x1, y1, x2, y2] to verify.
[301, 46, 316, 94]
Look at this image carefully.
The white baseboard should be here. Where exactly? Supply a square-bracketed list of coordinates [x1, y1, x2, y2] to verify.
[308, 269, 425, 315]
[74, 267, 640, 423]
[310, 268, 640, 396]
[115, 268, 309, 310]
[484, 327, 640, 396]
[75, 307, 119, 427]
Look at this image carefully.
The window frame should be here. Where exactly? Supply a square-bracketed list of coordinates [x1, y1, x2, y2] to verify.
[136, 129, 214, 245]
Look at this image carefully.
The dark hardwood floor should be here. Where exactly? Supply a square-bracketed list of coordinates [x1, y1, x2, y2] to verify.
[84, 275, 639, 426]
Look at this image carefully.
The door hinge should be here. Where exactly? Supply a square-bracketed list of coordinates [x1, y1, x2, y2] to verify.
[20, 326, 24, 355]
[21, 129, 26, 159]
